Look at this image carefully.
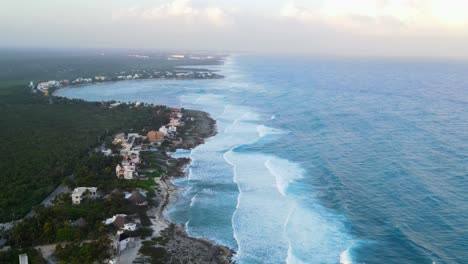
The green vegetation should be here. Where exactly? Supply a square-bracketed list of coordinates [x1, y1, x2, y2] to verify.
[0, 89, 168, 221]
[0, 247, 45, 264]
[0, 50, 202, 222]
[54, 237, 111, 264]
[0, 49, 222, 263]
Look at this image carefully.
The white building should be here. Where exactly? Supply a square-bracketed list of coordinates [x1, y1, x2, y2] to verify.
[114, 230, 136, 255]
[71, 187, 98, 205]
[37, 80, 60, 92]
[116, 164, 137, 180]
[159, 126, 168, 135]
[168, 125, 177, 133]
[101, 149, 112, 156]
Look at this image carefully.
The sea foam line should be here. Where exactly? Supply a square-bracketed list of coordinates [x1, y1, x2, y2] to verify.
[223, 148, 242, 258]
[265, 159, 287, 197]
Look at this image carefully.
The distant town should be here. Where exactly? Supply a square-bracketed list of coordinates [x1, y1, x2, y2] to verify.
[32, 53, 224, 96]
[33, 69, 222, 96]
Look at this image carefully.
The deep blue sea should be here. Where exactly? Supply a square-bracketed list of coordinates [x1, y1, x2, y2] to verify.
[57, 55, 468, 264]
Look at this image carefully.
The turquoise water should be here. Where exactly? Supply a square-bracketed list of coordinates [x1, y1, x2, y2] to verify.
[56, 55, 468, 263]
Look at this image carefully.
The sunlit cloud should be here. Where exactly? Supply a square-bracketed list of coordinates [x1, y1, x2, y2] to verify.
[112, 0, 233, 27]
[1, 0, 468, 57]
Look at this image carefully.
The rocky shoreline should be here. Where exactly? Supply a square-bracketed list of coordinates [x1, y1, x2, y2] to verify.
[139, 109, 234, 263]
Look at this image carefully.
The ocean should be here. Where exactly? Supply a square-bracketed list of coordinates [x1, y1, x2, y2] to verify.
[56, 55, 468, 264]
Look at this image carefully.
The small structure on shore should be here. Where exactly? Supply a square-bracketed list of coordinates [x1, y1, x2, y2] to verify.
[71, 187, 98, 205]
[125, 191, 147, 206]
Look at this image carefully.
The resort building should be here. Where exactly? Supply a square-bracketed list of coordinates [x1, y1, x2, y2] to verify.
[71, 187, 98, 205]
[37, 80, 60, 92]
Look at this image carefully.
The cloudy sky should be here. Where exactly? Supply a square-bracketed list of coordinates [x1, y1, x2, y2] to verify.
[2, 0, 468, 57]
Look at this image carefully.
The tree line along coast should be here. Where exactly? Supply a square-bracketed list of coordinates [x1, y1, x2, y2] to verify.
[0, 51, 233, 263]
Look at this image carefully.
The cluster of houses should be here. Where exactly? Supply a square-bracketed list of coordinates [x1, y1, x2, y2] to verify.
[60, 108, 184, 261]
[113, 133, 145, 180]
[34, 77, 96, 96]
[116, 74, 142, 80]
[104, 190, 148, 256]
[70, 186, 148, 257]
[31, 69, 222, 96]
[112, 108, 184, 181]
[146, 108, 183, 144]
[36, 80, 62, 95]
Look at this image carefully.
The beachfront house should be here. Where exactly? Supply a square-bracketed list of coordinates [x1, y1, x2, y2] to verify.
[125, 191, 147, 206]
[71, 187, 98, 205]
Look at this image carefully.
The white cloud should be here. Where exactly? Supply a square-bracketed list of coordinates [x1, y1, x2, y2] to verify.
[112, 0, 232, 27]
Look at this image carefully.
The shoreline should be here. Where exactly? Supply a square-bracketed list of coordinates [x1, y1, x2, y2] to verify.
[140, 109, 234, 263]
[41, 68, 224, 97]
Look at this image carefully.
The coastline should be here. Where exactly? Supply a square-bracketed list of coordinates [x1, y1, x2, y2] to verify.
[139, 109, 234, 263]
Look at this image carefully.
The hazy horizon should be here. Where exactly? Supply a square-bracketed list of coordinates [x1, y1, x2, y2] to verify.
[2, 0, 468, 59]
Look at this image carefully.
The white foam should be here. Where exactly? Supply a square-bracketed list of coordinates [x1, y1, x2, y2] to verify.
[170, 148, 192, 159]
[223, 149, 242, 259]
[257, 125, 286, 138]
[265, 157, 304, 197]
[225, 150, 293, 263]
[190, 194, 198, 207]
[340, 247, 353, 264]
